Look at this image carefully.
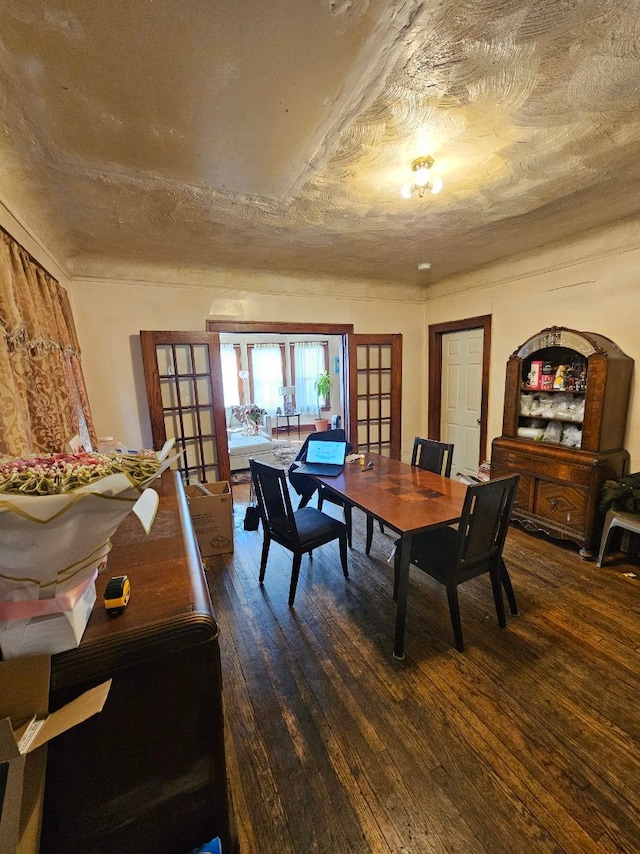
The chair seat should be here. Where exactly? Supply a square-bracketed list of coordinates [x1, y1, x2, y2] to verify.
[404, 527, 457, 579]
[294, 506, 346, 546]
[596, 508, 640, 567]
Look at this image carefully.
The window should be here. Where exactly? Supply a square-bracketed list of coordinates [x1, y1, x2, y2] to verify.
[292, 342, 329, 415]
[248, 343, 285, 412]
[220, 343, 241, 406]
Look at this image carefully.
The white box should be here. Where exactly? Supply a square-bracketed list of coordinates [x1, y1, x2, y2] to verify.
[0, 581, 96, 660]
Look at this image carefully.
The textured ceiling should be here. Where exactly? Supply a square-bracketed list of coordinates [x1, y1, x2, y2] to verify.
[2, 0, 640, 289]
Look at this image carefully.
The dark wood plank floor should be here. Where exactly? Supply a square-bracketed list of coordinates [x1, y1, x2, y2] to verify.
[204, 483, 640, 854]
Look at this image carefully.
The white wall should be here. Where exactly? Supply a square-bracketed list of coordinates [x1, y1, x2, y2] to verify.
[7, 195, 639, 473]
[424, 219, 640, 469]
[66, 272, 427, 459]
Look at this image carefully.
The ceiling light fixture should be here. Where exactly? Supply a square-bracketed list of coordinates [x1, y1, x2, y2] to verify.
[401, 156, 443, 199]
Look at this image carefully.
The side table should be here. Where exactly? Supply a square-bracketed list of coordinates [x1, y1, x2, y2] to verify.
[276, 412, 301, 439]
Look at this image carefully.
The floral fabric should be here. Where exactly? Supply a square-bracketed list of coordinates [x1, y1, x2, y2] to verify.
[0, 230, 96, 456]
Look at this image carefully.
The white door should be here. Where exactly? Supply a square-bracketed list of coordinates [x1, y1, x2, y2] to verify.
[440, 328, 484, 478]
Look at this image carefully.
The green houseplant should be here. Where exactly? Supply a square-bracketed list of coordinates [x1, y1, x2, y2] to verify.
[313, 370, 333, 431]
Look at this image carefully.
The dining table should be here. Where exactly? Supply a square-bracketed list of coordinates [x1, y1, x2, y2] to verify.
[313, 452, 468, 659]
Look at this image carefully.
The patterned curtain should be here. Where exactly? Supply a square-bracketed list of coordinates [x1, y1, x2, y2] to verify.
[0, 229, 96, 456]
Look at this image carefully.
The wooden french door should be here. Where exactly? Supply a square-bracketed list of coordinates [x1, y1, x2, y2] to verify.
[347, 334, 402, 459]
[140, 331, 231, 484]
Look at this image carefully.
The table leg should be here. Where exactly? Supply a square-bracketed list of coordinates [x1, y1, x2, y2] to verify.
[393, 533, 411, 659]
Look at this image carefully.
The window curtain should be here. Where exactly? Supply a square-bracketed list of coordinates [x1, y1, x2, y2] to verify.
[0, 229, 96, 456]
[249, 344, 283, 412]
[294, 342, 326, 415]
[220, 343, 240, 407]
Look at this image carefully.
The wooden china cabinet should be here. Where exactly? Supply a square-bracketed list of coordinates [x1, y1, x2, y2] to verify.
[491, 326, 633, 556]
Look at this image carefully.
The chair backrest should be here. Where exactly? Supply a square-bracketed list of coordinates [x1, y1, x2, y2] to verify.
[288, 429, 352, 500]
[454, 474, 520, 578]
[411, 437, 455, 478]
[250, 459, 299, 546]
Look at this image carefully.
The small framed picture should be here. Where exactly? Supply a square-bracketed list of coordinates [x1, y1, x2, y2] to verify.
[284, 401, 295, 415]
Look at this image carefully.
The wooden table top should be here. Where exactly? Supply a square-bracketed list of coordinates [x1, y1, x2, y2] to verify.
[315, 452, 468, 535]
[51, 470, 217, 687]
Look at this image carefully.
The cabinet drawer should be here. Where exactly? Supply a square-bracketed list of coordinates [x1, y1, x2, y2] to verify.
[535, 481, 588, 530]
[492, 448, 591, 487]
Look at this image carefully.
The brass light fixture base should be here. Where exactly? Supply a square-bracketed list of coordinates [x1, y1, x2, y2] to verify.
[411, 156, 434, 172]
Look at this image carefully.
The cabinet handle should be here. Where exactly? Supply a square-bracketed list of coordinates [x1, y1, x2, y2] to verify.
[550, 498, 558, 511]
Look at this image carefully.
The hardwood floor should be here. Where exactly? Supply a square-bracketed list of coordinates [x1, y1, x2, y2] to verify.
[204, 483, 640, 853]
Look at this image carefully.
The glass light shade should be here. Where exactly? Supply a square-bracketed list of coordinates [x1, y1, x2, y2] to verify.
[400, 183, 412, 199]
[414, 167, 430, 187]
[430, 176, 443, 194]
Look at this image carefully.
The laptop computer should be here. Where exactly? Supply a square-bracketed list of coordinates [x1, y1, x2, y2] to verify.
[293, 439, 347, 477]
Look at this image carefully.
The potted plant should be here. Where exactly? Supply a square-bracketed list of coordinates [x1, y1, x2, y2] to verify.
[313, 371, 333, 431]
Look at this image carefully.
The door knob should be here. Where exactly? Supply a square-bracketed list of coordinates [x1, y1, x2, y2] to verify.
[476, 418, 481, 424]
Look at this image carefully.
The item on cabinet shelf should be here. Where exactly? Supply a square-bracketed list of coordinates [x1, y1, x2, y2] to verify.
[527, 360, 542, 389]
[517, 426, 545, 440]
[542, 420, 563, 443]
[560, 425, 582, 448]
[540, 362, 554, 390]
[553, 365, 567, 389]
[520, 393, 533, 415]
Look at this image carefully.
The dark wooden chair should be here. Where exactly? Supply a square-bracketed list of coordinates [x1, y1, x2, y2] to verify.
[366, 437, 456, 554]
[411, 437, 455, 477]
[393, 474, 519, 651]
[289, 429, 354, 547]
[250, 459, 349, 606]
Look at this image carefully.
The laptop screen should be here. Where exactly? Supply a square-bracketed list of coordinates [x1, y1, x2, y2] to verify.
[306, 440, 347, 465]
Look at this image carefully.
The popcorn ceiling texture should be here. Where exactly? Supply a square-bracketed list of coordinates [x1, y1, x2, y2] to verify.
[1, 0, 639, 291]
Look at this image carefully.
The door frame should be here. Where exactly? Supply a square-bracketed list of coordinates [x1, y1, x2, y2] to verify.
[206, 322, 402, 456]
[428, 315, 492, 467]
[207, 320, 354, 431]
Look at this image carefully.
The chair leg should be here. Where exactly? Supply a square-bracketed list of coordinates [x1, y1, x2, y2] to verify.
[499, 559, 518, 615]
[446, 585, 464, 652]
[288, 553, 303, 606]
[258, 535, 271, 584]
[344, 504, 353, 548]
[596, 516, 615, 567]
[379, 520, 385, 534]
[490, 566, 507, 629]
[339, 531, 349, 579]
[317, 491, 324, 511]
[366, 514, 374, 555]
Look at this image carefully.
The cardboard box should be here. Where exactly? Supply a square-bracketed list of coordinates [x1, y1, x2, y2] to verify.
[0, 580, 97, 660]
[185, 482, 234, 557]
[0, 655, 110, 853]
